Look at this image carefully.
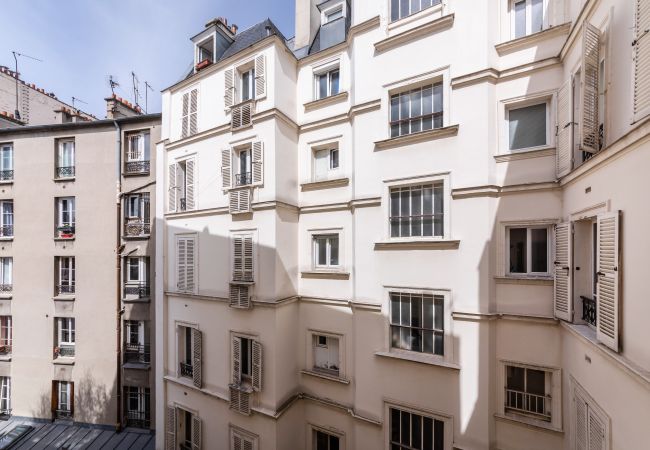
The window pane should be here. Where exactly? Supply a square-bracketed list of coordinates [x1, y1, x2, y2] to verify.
[391, 408, 401, 443]
[330, 149, 339, 169]
[514, 0, 526, 38]
[400, 295, 410, 326]
[411, 186, 422, 237]
[401, 411, 411, 445]
[400, 93, 410, 135]
[531, 0, 544, 33]
[531, 228, 548, 272]
[391, 294, 400, 324]
[411, 295, 422, 328]
[316, 238, 327, 265]
[434, 419, 444, 450]
[423, 330, 433, 354]
[411, 328, 422, 352]
[423, 186, 433, 236]
[329, 237, 339, 266]
[422, 0, 433, 8]
[422, 86, 433, 130]
[330, 70, 340, 95]
[330, 435, 339, 450]
[400, 189, 410, 237]
[433, 83, 443, 128]
[242, 71, 250, 101]
[316, 431, 328, 450]
[390, 190, 400, 237]
[423, 296, 433, 329]
[411, 0, 419, 15]
[391, 95, 400, 137]
[314, 149, 329, 180]
[391, 0, 400, 21]
[509, 103, 547, 150]
[434, 332, 444, 356]
[412, 412, 422, 448]
[319, 74, 328, 99]
[506, 366, 525, 391]
[411, 89, 422, 133]
[434, 296, 443, 330]
[423, 416, 433, 450]
[433, 184, 443, 236]
[509, 228, 527, 273]
[400, 0, 410, 19]
[526, 369, 546, 396]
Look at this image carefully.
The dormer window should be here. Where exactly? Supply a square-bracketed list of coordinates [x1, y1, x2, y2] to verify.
[324, 6, 343, 23]
[196, 36, 215, 71]
[241, 68, 256, 102]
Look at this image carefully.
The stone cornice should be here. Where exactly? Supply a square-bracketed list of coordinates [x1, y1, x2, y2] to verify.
[303, 91, 349, 112]
[301, 177, 350, 191]
[374, 239, 460, 250]
[495, 22, 571, 56]
[494, 147, 556, 162]
[451, 182, 560, 199]
[374, 125, 459, 150]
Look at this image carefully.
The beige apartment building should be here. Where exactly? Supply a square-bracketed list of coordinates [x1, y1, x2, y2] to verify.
[156, 0, 650, 449]
[0, 97, 159, 432]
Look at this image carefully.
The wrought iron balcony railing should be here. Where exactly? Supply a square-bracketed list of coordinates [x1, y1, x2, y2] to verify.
[505, 388, 551, 421]
[55, 408, 73, 420]
[180, 362, 193, 378]
[179, 198, 187, 212]
[124, 160, 150, 175]
[126, 410, 151, 428]
[56, 166, 75, 178]
[54, 344, 75, 358]
[0, 284, 11, 293]
[581, 296, 597, 327]
[56, 284, 75, 295]
[0, 225, 13, 238]
[235, 172, 252, 186]
[0, 170, 13, 181]
[124, 219, 151, 237]
[124, 343, 150, 364]
[124, 282, 150, 299]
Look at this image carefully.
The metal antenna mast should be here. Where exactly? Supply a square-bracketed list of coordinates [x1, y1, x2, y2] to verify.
[109, 75, 119, 96]
[11, 51, 43, 119]
[144, 81, 154, 114]
[71, 96, 87, 112]
[131, 71, 141, 107]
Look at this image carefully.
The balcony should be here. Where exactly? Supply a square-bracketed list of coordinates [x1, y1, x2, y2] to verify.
[235, 172, 252, 187]
[54, 344, 75, 358]
[124, 343, 150, 365]
[56, 166, 75, 179]
[124, 219, 151, 237]
[124, 282, 150, 300]
[56, 225, 75, 239]
[231, 100, 254, 130]
[124, 160, 150, 175]
[126, 410, 150, 429]
[505, 388, 551, 421]
[54, 408, 72, 420]
[56, 284, 75, 296]
[179, 362, 193, 378]
[0, 170, 13, 182]
[581, 296, 597, 327]
[0, 226, 13, 238]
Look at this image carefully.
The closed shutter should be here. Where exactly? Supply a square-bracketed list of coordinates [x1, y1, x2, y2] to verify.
[165, 406, 176, 450]
[225, 68, 235, 108]
[181, 93, 189, 138]
[229, 386, 241, 412]
[229, 284, 250, 309]
[221, 149, 231, 189]
[191, 415, 202, 450]
[580, 23, 600, 154]
[186, 238, 195, 292]
[243, 439, 253, 450]
[189, 89, 198, 136]
[177, 238, 186, 291]
[233, 236, 243, 281]
[243, 236, 253, 281]
[251, 141, 263, 185]
[252, 340, 262, 392]
[168, 164, 177, 212]
[588, 410, 606, 450]
[232, 336, 241, 384]
[233, 434, 243, 450]
[596, 212, 619, 351]
[192, 328, 202, 388]
[556, 80, 573, 177]
[229, 190, 251, 214]
[634, 0, 650, 120]
[185, 158, 195, 210]
[554, 222, 573, 321]
[254, 54, 266, 99]
[575, 395, 588, 450]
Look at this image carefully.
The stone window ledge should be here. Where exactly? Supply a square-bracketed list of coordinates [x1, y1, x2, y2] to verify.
[494, 276, 553, 286]
[374, 239, 460, 250]
[494, 413, 563, 434]
[304, 92, 348, 112]
[301, 177, 349, 192]
[495, 23, 572, 56]
[301, 271, 350, 280]
[377, 13, 454, 52]
[375, 351, 459, 370]
[300, 369, 350, 385]
[374, 125, 459, 150]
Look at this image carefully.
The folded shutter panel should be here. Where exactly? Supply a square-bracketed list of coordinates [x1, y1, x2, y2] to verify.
[229, 386, 240, 412]
[239, 189, 250, 213]
[244, 236, 254, 281]
[191, 415, 202, 450]
[232, 336, 241, 384]
[596, 212, 619, 351]
[233, 434, 243, 450]
[554, 222, 573, 321]
[556, 80, 573, 177]
[225, 68, 235, 108]
[189, 89, 198, 136]
[186, 238, 195, 292]
[252, 340, 262, 392]
[252, 141, 264, 185]
[185, 158, 195, 210]
[580, 23, 600, 154]
[255, 55, 266, 99]
[192, 328, 202, 388]
[588, 409, 606, 450]
[177, 238, 187, 291]
[634, 0, 650, 120]
[221, 149, 231, 189]
[181, 93, 189, 138]
[165, 406, 176, 450]
[168, 164, 177, 212]
[243, 439, 253, 450]
[575, 395, 588, 450]
[233, 236, 243, 281]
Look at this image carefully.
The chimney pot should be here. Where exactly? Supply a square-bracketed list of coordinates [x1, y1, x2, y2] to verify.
[231, 24, 238, 34]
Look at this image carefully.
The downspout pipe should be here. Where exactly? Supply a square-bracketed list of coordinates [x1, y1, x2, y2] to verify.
[114, 120, 124, 432]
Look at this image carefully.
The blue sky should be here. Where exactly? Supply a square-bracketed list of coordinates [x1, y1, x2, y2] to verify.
[1, 0, 295, 118]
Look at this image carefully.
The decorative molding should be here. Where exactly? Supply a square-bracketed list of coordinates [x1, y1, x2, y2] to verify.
[451, 57, 561, 89]
[494, 147, 556, 163]
[301, 177, 350, 191]
[495, 23, 572, 56]
[300, 197, 381, 214]
[374, 125, 459, 150]
[374, 14, 455, 53]
[304, 91, 349, 112]
[494, 276, 553, 286]
[375, 351, 460, 370]
[374, 240, 460, 250]
[301, 271, 350, 280]
[452, 311, 558, 325]
[494, 413, 564, 434]
[451, 182, 560, 199]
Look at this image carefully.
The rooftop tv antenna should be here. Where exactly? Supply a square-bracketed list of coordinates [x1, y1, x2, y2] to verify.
[144, 81, 154, 114]
[71, 96, 87, 112]
[11, 51, 43, 120]
[131, 71, 141, 107]
[108, 75, 120, 96]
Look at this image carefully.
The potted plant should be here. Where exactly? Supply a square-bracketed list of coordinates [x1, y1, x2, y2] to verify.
[196, 59, 211, 71]
[57, 224, 75, 238]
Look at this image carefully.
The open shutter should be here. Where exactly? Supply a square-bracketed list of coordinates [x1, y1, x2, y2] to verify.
[255, 54, 266, 99]
[233, 236, 243, 281]
[575, 395, 588, 450]
[189, 89, 198, 136]
[70, 382, 75, 417]
[185, 158, 195, 210]
[596, 212, 620, 351]
[580, 23, 600, 154]
[165, 406, 176, 450]
[232, 336, 241, 384]
[221, 149, 231, 189]
[143, 194, 151, 225]
[252, 141, 264, 185]
[192, 328, 202, 388]
[252, 340, 262, 392]
[168, 164, 177, 212]
[556, 80, 573, 177]
[243, 236, 254, 281]
[554, 222, 573, 321]
[634, 0, 650, 120]
[51, 380, 58, 417]
[186, 238, 195, 292]
[191, 415, 202, 450]
[177, 238, 186, 291]
[181, 93, 189, 138]
[225, 68, 235, 108]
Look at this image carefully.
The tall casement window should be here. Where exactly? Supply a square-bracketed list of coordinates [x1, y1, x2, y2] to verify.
[389, 407, 445, 450]
[230, 334, 262, 415]
[314, 429, 340, 450]
[124, 320, 150, 364]
[180, 88, 198, 139]
[313, 147, 339, 181]
[124, 193, 151, 237]
[177, 325, 202, 388]
[175, 235, 196, 293]
[507, 102, 548, 151]
[168, 158, 195, 212]
[166, 407, 201, 450]
[0, 377, 10, 416]
[56, 197, 75, 239]
[390, 292, 444, 356]
[0, 257, 12, 292]
[313, 334, 340, 376]
[124, 256, 150, 299]
[507, 227, 550, 275]
[125, 131, 151, 175]
[52, 380, 73, 419]
[56, 139, 75, 179]
[0, 316, 12, 356]
[391, 82, 443, 138]
[56, 256, 75, 295]
[235, 147, 252, 187]
[390, 183, 443, 238]
[231, 427, 258, 450]
[55, 317, 75, 358]
[511, 0, 545, 39]
[391, 0, 441, 22]
[0, 201, 13, 238]
[0, 144, 13, 182]
[241, 68, 256, 102]
[316, 68, 340, 100]
[313, 234, 339, 268]
[505, 365, 552, 421]
[125, 386, 150, 429]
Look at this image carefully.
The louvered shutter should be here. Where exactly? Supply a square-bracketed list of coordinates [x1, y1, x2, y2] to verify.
[232, 336, 241, 384]
[229, 386, 240, 412]
[233, 434, 243, 450]
[233, 236, 243, 281]
[221, 149, 231, 189]
[70, 381, 75, 417]
[575, 395, 588, 450]
[181, 93, 189, 138]
[554, 222, 573, 321]
[252, 141, 264, 185]
[243, 236, 254, 281]
[143, 194, 151, 225]
[252, 340, 262, 392]
[177, 238, 187, 291]
[596, 212, 619, 351]
[255, 54, 266, 99]
[229, 285, 250, 309]
[165, 406, 176, 450]
[243, 439, 253, 450]
[186, 237, 195, 292]
[580, 23, 600, 154]
[189, 89, 198, 136]
[225, 68, 235, 108]
[191, 415, 202, 450]
[239, 189, 250, 213]
[588, 410, 606, 450]
[192, 328, 202, 388]
[634, 0, 650, 120]
[556, 80, 573, 177]
[185, 158, 195, 210]
[168, 164, 177, 212]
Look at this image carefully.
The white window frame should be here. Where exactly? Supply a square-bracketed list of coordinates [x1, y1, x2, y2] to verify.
[58, 256, 75, 290]
[389, 0, 443, 24]
[321, 2, 346, 25]
[57, 139, 75, 171]
[510, 0, 548, 40]
[500, 93, 554, 154]
[497, 219, 557, 278]
[196, 35, 215, 65]
[505, 225, 552, 276]
[307, 228, 344, 272]
[0, 377, 10, 412]
[240, 67, 256, 103]
[0, 201, 12, 236]
[58, 381, 71, 411]
[0, 257, 12, 286]
[315, 68, 341, 100]
[125, 320, 145, 346]
[383, 401, 453, 450]
[126, 131, 150, 162]
[175, 322, 197, 378]
[0, 143, 13, 173]
[230, 425, 259, 450]
[310, 423, 345, 450]
[57, 197, 75, 228]
[126, 256, 147, 283]
[232, 333, 255, 383]
[234, 146, 252, 187]
[312, 145, 340, 181]
[57, 317, 75, 346]
[0, 316, 12, 348]
[310, 331, 343, 377]
[312, 234, 340, 269]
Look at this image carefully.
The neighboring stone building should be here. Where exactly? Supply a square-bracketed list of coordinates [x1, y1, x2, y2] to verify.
[155, 0, 650, 449]
[0, 100, 159, 432]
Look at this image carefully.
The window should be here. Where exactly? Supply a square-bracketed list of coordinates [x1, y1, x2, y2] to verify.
[179, 326, 194, 379]
[508, 102, 547, 150]
[389, 407, 444, 450]
[390, 184, 443, 238]
[390, 292, 443, 356]
[391, 0, 441, 22]
[512, 0, 544, 39]
[197, 37, 214, 65]
[313, 148, 339, 181]
[236, 148, 252, 186]
[0, 377, 9, 415]
[232, 234, 254, 282]
[391, 82, 443, 137]
[56, 256, 75, 295]
[181, 88, 198, 139]
[55, 318, 75, 358]
[125, 320, 144, 347]
[0, 144, 13, 181]
[125, 386, 150, 428]
[125, 131, 150, 174]
[56, 139, 75, 178]
[56, 197, 75, 238]
[124, 194, 151, 237]
[57, 381, 72, 416]
[231, 427, 257, 450]
[0, 316, 11, 355]
[124, 320, 150, 366]
[0, 258, 11, 292]
[313, 334, 340, 376]
[126, 257, 147, 284]
[172, 408, 201, 450]
[505, 365, 551, 421]
[314, 429, 340, 450]
[232, 334, 262, 392]
[241, 68, 256, 102]
[169, 159, 195, 212]
[313, 234, 339, 268]
[0, 201, 13, 238]
[507, 227, 549, 275]
[176, 235, 196, 293]
[316, 69, 340, 100]
[573, 384, 609, 450]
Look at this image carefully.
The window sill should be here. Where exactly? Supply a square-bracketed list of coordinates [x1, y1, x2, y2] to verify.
[54, 237, 75, 242]
[122, 234, 151, 241]
[495, 22, 571, 56]
[0, 181, 13, 186]
[0, 294, 11, 300]
[0, 237, 13, 242]
[53, 295, 75, 301]
[494, 413, 563, 434]
[375, 351, 459, 370]
[494, 147, 556, 163]
[387, 3, 443, 31]
[53, 177, 75, 182]
[229, 383, 254, 394]
[53, 357, 75, 365]
[374, 125, 459, 150]
[304, 91, 349, 112]
[494, 276, 553, 286]
[122, 171, 151, 177]
[0, 356, 11, 362]
[300, 369, 350, 385]
[123, 296, 151, 304]
[301, 177, 349, 192]
[301, 271, 350, 280]
[376, 13, 454, 52]
[374, 239, 460, 250]
[123, 362, 151, 370]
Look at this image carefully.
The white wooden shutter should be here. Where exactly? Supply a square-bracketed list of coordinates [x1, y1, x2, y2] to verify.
[596, 212, 619, 351]
[186, 237, 195, 292]
[221, 149, 231, 189]
[192, 328, 202, 388]
[181, 93, 189, 138]
[575, 395, 588, 450]
[254, 54, 266, 99]
[232, 336, 241, 384]
[165, 406, 176, 450]
[191, 415, 202, 450]
[554, 222, 573, 321]
[229, 190, 251, 214]
[225, 68, 235, 108]
[185, 158, 195, 210]
[252, 141, 263, 185]
[243, 236, 253, 281]
[588, 410, 606, 450]
[189, 89, 198, 136]
[634, 0, 650, 120]
[168, 163, 177, 212]
[556, 80, 573, 177]
[252, 340, 262, 392]
[580, 23, 600, 154]
[233, 433, 243, 450]
[233, 236, 243, 281]
[177, 238, 187, 291]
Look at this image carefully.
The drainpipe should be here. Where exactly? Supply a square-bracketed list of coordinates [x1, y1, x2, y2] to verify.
[114, 120, 124, 431]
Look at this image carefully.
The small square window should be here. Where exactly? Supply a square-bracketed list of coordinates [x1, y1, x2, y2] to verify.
[389, 183, 443, 238]
[508, 102, 547, 151]
[390, 83, 443, 138]
[512, 0, 545, 39]
[313, 334, 340, 376]
[313, 234, 339, 268]
[313, 147, 340, 181]
[314, 429, 340, 450]
[505, 365, 551, 421]
[324, 7, 343, 23]
[316, 69, 340, 100]
[507, 226, 550, 275]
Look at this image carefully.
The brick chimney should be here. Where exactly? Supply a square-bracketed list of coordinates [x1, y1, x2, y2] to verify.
[105, 94, 142, 119]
